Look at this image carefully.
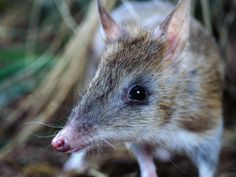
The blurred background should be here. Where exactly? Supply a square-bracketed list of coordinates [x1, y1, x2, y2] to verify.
[0, 0, 235, 176]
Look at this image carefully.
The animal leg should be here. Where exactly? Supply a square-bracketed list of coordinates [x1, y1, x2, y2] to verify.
[126, 143, 158, 177]
[191, 126, 222, 177]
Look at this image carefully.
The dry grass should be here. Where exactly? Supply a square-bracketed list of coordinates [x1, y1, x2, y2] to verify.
[0, 0, 235, 177]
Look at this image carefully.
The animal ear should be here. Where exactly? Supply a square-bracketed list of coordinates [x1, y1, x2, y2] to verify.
[97, 0, 126, 42]
[155, 0, 191, 60]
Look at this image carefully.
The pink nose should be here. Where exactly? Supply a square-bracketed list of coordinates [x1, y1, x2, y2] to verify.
[51, 138, 71, 152]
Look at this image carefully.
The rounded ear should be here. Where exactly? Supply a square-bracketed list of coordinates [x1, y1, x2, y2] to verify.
[154, 0, 191, 60]
[97, 0, 126, 42]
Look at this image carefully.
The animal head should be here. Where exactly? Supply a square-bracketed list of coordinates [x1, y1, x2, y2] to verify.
[52, 0, 191, 153]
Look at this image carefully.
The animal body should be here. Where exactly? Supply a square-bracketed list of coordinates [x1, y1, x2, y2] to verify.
[52, 0, 224, 177]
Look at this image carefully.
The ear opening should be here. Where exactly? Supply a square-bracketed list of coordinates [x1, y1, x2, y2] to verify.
[97, 0, 126, 42]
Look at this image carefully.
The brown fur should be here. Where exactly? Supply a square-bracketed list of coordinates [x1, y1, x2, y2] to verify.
[95, 20, 223, 133]
[52, 1, 224, 176]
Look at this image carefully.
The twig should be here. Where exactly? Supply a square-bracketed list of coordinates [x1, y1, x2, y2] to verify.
[25, 0, 42, 57]
[0, 0, 118, 159]
[0, 54, 50, 91]
[54, 0, 77, 33]
[0, 21, 70, 93]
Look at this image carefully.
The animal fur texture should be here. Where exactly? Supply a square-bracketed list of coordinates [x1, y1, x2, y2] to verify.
[52, 0, 224, 177]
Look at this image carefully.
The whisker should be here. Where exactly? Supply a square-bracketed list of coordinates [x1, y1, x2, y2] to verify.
[31, 133, 58, 139]
[95, 140, 103, 154]
[101, 138, 115, 150]
[24, 121, 63, 129]
[90, 140, 95, 159]
[168, 158, 191, 176]
[99, 140, 104, 153]
[149, 140, 190, 176]
[46, 143, 53, 149]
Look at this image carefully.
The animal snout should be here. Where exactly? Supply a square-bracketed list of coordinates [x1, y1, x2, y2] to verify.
[51, 122, 94, 153]
[51, 137, 72, 152]
[51, 129, 73, 152]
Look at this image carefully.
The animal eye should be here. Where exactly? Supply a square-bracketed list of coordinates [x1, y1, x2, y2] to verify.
[128, 85, 147, 101]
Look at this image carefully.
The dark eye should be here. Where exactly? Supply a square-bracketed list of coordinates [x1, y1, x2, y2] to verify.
[128, 85, 147, 101]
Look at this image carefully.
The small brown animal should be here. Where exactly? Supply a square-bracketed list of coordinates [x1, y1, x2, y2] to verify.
[52, 0, 224, 177]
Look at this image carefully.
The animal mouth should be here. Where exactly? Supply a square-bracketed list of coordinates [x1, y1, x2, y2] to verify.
[65, 137, 117, 153]
[52, 127, 114, 154]
[65, 142, 90, 153]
